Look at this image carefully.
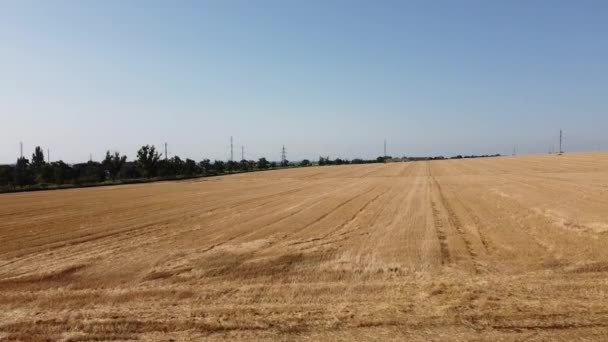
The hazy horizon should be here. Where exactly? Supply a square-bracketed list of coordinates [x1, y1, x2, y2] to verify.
[2, 1, 607, 164]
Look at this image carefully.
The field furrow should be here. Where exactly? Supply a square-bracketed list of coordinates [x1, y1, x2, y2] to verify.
[2, 152, 608, 340]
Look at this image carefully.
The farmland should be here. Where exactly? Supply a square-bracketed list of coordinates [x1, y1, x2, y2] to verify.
[2, 152, 608, 341]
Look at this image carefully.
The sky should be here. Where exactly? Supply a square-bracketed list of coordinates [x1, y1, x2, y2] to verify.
[1, 0, 607, 163]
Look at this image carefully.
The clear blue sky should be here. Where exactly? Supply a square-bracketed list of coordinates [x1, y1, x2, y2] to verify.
[1, 0, 607, 163]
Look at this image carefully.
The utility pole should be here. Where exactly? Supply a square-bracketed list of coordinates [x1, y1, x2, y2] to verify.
[19, 141, 23, 159]
[241, 146, 244, 161]
[48, 148, 50, 163]
[89, 153, 93, 162]
[165, 142, 168, 160]
[559, 129, 563, 153]
[281, 145, 287, 166]
[230, 136, 234, 162]
[384, 139, 387, 157]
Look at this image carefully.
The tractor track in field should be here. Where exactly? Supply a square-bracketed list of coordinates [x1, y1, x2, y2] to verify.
[291, 187, 390, 251]
[430, 174, 483, 273]
[4, 153, 608, 341]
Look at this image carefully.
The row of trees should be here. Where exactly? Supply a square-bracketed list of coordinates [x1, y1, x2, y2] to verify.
[4, 144, 493, 191]
[450, 154, 501, 159]
[319, 156, 391, 165]
[0, 145, 316, 190]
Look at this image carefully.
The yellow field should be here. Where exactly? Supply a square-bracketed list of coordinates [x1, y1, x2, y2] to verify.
[2, 152, 608, 341]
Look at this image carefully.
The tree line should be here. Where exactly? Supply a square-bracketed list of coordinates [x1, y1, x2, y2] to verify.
[0, 145, 264, 190]
[0, 145, 388, 192]
[0, 145, 501, 192]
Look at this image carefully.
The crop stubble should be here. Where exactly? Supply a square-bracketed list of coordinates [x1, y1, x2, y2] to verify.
[2, 152, 608, 340]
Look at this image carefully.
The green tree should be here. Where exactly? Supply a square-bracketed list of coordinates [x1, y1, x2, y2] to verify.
[0, 165, 13, 187]
[377, 156, 391, 163]
[156, 156, 184, 177]
[102, 151, 127, 180]
[171, 156, 185, 176]
[239, 159, 251, 172]
[257, 157, 269, 170]
[300, 159, 311, 167]
[39, 164, 55, 183]
[14, 157, 34, 187]
[51, 161, 72, 184]
[226, 160, 237, 173]
[118, 162, 139, 179]
[136, 145, 161, 178]
[184, 158, 197, 176]
[31, 146, 46, 182]
[199, 159, 211, 175]
[157, 159, 171, 177]
[73, 161, 105, 184]
[213, 160, 225, 174]
[31, 146, 45, 169]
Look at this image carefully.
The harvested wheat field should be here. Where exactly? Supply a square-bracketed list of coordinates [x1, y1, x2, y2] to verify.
[2, 152, 608, 341]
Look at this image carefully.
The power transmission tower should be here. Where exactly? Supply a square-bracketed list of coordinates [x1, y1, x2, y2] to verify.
[165, 142, 168, 160]
[559, 129, 563, 153]
[19, 141, 23, 159]
[384, 139, 387, 157]
[230, 136, 234, 162]
[281, 145, 287, 166]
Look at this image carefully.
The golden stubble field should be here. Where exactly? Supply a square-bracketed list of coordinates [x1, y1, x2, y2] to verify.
[2, 152, 608, 341]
